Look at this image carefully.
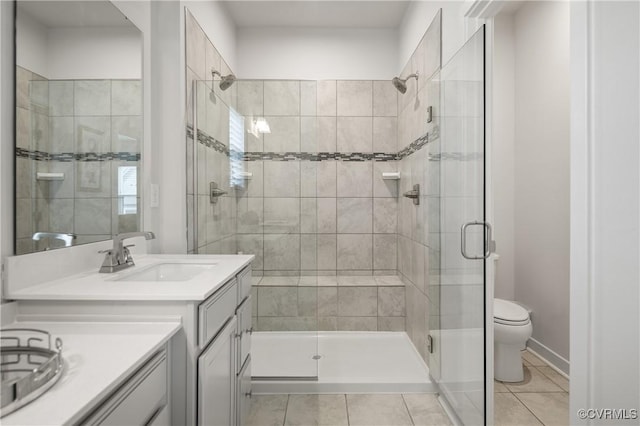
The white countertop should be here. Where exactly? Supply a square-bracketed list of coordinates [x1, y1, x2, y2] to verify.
[1, 320, 181, 425]
[8, 254, 253, 302]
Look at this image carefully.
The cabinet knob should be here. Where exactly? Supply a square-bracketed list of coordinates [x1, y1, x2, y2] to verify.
[245, 391, 252, 399]
[245, 327, 254, 335]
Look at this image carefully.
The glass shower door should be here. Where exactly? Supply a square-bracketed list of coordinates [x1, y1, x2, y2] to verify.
[437, 26, 488, 425]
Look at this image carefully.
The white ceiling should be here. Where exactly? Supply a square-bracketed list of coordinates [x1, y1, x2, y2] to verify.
[221, 1, 411, 28]
[18, 1, 133, 28]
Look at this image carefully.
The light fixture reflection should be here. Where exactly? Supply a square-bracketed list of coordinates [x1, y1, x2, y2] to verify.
[248, 117, 271, 137]
[254, 117, 271, 134]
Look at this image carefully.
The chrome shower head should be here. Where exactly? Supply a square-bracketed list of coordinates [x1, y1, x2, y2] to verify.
[392, 76, 407, 94]
[211, 69, 236, 91]
[392, 73, 418, 94]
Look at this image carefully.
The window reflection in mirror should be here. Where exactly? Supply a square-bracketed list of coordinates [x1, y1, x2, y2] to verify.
[15, 1, 143, 254]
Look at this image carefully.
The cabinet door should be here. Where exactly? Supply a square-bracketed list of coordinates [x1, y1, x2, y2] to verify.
[237, 356, 251, 426]
[236, 295, 252, 371]
[198, 317, 237, 426]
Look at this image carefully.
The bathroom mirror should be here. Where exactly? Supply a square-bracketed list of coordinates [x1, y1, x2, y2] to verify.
[14, 1, 143, 254]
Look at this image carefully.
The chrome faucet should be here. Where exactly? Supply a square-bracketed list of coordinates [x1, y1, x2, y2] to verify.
[99, 231, 156, 273]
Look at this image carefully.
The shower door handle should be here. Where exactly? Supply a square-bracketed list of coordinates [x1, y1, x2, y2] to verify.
[461, 221, 494, 260]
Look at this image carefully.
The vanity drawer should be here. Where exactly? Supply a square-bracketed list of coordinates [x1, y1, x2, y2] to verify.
[237, 267, 252, 302]
[81, 349, 167, 425]
[199, 278, 238, 348]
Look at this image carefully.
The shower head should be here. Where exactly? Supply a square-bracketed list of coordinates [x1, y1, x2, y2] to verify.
[392, 73, 418, 94]
[211, 69, 236, 91]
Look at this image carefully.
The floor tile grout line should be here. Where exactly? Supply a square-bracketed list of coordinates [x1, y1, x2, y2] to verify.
[511, 392, 549, 426]
[282, 394, 291, 426]
[400, 393, 417, 426]
[532, 365, 570, 391]
[344, 394, 351, 426]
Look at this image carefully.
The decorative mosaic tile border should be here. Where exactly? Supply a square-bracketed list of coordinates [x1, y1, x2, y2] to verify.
[396, 126, 440, 160]
[428, 151, 483, 162]
[241, 152, 398, 162]
[191, 124, 441, 163]
[196, 128, 229, 156]
[16, 147, 140, 162]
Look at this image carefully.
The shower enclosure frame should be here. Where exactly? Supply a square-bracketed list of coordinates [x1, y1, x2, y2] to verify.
[188, 16, 497, 426]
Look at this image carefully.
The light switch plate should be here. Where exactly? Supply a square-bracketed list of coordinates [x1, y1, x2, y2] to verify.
[150, 184, 159, 208]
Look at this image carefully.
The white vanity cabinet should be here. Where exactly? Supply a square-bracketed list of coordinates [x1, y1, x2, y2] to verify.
[235, 267, 253, 425]
[237, 355, 252, 425]
[236, 295, 252, 369]
[195, 265, 253, 426]
[80, 348, 169, 426]
[198, 317, 237, 426]
[10, 256, 254, 426]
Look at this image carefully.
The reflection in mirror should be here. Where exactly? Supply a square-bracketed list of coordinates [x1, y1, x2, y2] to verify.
[15, 1, 143, 254]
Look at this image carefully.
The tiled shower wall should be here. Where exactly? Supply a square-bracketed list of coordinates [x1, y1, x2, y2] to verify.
[397, 11, 442, 367]
[185, 9, 445, 339]
[15, 65, 142, 254]
[252, 275, 406, 332]
[185, 9, 237, 254]
[235, 79, 400, 277]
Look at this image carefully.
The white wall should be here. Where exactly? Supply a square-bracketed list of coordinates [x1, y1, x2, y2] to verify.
[398, 0, 466, 74]
[149, 0, 187, 255]
[513, 1, 570, 364]
[491, 12, 515, 301]
[570, 1, 640, 423]
[16, 8, 141, 80]
[15, 8, 48, 77]
[236, 27, 397, 80]
[111, 0, 156, 251]
[182, 0, 237, 71]
[47, 27, 141, 79]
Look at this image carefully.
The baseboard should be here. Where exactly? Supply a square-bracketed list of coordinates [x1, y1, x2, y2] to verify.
[527, 338, 570, 377]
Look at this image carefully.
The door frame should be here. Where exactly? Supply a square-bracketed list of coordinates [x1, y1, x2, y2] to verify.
[460, 2, 501, 424]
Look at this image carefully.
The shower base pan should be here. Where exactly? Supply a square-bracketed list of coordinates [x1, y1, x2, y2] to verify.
[251, 331, 434, 394]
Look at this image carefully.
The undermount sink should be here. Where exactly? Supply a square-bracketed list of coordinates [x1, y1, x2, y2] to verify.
[114, 263, 217, 282]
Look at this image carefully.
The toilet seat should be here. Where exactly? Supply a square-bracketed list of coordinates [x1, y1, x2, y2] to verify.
[494, 299, 530, 326]
[494, 317, 529, 326]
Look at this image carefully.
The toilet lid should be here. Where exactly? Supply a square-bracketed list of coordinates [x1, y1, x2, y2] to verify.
[494, 298, 529, 323]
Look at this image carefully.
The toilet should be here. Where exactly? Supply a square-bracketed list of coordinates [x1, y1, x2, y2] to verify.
[494, 298, 532, 382]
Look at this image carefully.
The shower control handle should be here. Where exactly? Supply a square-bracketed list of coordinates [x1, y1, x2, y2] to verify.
[403, 184, 420, 205]
[210, 181, 228, 204]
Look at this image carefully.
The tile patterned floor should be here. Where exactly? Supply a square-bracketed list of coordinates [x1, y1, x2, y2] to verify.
[494, 350, 570, 426]
[246, 393, 452, 426]
[247, 351, 569, 426]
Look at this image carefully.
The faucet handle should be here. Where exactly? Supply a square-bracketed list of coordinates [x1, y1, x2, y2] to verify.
[98, 249, 113, 254]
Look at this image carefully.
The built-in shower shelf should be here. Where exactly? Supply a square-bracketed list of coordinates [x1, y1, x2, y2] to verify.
[239, 172, 253, 179]
[381, 172, 400, 180]
[36, 172, 65, 181]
